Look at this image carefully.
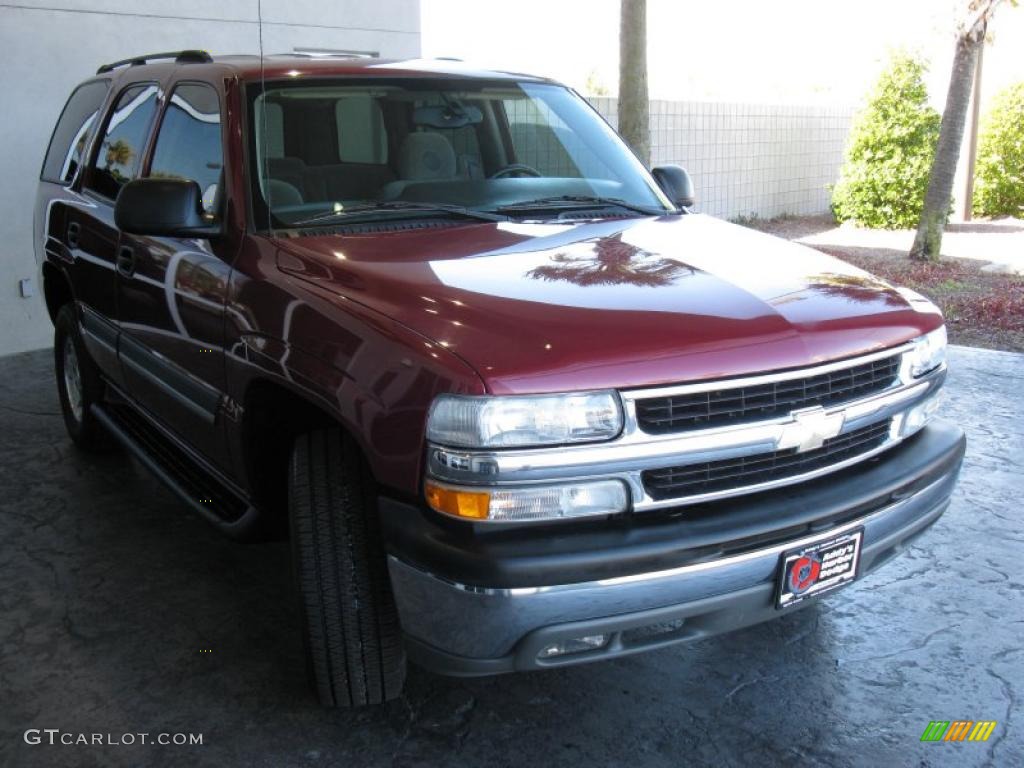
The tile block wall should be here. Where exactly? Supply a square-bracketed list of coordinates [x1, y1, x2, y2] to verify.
[590, 97, 856, 221]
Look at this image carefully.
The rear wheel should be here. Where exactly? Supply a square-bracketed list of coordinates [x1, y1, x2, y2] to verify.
[289, 428, 406, 707]
[54, 304, 114, 452]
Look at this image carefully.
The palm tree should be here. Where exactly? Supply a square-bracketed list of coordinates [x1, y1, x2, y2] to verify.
[619, 0, 649, 166]
[805, 273, 906, 307]
[527, 234, 691, 287]
[105, 138, 134, 170]
[910, 0, 1008, 261]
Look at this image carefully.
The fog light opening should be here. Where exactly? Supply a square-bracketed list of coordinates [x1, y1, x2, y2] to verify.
[620, 617, 688, 646]
[538, 634, 609, 659]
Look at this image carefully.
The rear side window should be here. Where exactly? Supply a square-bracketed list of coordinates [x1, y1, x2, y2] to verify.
[149, 83, 223, 214]
[87, 83, 160, 199]
[41, 80, 110, 183]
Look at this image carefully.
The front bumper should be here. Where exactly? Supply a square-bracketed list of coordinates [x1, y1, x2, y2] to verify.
[382, 421, 965, 676]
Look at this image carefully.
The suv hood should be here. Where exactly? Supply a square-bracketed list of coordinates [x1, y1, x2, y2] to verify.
[275, 214, 941, 394]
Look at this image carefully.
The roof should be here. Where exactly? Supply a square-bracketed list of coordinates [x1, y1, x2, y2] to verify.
[95, 52, 556, 85]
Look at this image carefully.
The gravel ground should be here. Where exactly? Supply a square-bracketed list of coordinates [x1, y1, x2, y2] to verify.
[1, 346, 1022, 768]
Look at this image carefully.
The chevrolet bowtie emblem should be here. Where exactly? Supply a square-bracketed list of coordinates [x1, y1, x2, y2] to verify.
[776, 407, 845, 453]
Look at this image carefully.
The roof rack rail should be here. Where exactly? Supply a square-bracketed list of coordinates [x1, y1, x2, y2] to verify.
[96, 50, 213, 75]
[286, 49, 378, 59]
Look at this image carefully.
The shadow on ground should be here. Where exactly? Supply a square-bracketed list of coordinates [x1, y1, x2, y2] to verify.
[1, 347, 1022, 768]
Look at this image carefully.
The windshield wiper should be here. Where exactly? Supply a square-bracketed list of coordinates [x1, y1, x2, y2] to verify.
[491, 195, 672, 217]
[291, 201, 508, 227]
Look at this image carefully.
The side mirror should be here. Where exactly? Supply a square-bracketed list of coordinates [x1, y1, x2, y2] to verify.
[114, 178, 220, 238]
[651, 164, 695, 209]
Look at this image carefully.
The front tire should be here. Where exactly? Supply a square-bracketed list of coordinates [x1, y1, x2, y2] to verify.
[54, 304, 114, 452]
[289, 429, 407, 707]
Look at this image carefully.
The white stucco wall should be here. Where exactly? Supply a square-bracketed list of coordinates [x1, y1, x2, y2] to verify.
[0, 0, 421, 356]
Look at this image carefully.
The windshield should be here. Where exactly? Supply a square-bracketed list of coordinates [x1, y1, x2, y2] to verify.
[248, 78, 673, 228]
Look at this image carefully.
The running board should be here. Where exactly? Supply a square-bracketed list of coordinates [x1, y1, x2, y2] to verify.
[91, 403, 261, 538]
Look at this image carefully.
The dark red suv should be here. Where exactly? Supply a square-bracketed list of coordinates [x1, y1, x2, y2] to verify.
[36, 51, 964, 707]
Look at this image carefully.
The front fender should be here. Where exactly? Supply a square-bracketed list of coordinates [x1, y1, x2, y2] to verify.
[224, 256, 486, 495]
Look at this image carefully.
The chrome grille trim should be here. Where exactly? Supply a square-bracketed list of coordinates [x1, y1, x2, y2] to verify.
[642, 419, 893, 500]
[426, 345, 945, 511]
[625, 344, 914, 401]
[635, 354, 901, 434]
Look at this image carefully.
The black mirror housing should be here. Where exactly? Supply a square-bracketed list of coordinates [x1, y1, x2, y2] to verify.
[114, 178, 219, 237]
[413, 104, 483, 128]
[651, 164, 695, 209]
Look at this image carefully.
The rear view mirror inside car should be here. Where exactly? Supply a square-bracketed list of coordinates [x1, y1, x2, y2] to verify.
[413, 103, 483, 128]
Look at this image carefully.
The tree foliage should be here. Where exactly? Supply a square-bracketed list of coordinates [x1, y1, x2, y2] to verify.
[832, 55, 941, 229]
[973, 81, 1024, 218]
[584, 69, 610, 97]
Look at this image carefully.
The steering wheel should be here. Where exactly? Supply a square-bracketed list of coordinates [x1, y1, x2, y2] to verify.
[490, 163, 542, 179]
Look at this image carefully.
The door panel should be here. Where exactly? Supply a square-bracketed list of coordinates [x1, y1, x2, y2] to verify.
[73, 81, 162, 385]
[115, 81, 234, 471]
[117, 235, 233, 468]
[37, 80, 119, 377]
[65, 198, 123, 383]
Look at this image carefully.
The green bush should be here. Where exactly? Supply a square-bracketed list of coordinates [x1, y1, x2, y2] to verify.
[973, 82, 1024, 218]
[832, 55, 941, 229]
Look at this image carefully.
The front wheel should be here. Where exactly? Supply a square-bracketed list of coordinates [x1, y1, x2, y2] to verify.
[289, 429, 407, 707]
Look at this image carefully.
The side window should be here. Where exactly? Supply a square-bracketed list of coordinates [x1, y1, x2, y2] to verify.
[87, 83, 160, 200]
[150, 83, 223, 214]
[41, 80, 110, 183]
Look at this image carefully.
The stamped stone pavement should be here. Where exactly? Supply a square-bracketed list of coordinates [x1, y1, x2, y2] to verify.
[0, 345, 1021, 768]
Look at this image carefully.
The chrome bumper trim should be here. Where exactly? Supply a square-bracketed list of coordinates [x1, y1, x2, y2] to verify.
[389, 468, 957, 659]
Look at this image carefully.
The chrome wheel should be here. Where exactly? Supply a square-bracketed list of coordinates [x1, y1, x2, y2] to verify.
[63, 334, 84, 423]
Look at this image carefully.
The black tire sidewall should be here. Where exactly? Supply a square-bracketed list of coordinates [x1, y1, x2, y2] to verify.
[54, 304, 111, 450]
[288, 429, 407, 707]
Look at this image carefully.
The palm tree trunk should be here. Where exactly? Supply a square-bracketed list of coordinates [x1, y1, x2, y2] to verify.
[618, 0, 650, 166]
[910, 2, 998, 260]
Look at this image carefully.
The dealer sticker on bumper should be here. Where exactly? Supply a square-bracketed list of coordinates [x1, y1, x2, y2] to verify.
[776, 529, 863, 609]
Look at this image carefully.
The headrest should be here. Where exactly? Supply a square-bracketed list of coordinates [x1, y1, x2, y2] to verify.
[398, 132, 456, 180]
[266, 178, 303, 207]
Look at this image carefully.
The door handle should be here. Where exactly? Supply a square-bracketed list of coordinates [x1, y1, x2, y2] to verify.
[66, 222, 80, 249]
[116, 245, 136, 277]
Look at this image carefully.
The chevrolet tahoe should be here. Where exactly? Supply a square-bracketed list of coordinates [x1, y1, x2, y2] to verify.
[35, 51, 965, 707]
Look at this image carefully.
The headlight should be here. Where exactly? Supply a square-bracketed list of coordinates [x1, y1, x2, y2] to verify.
[906, 326, 947, 377]
[427, 391, 623, 449]
[424, 479, 629, 522]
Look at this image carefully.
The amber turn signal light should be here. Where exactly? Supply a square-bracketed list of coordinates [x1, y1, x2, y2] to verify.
[424, 481, 490, 519]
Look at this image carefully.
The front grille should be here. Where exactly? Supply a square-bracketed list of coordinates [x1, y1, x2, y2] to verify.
[635, 354, 901, 434]
[642, 419, 892, 501]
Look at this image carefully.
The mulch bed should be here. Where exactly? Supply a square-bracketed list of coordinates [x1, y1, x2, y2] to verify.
[745, 217, 1024, 353]
[823, 250, 1024, 353]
